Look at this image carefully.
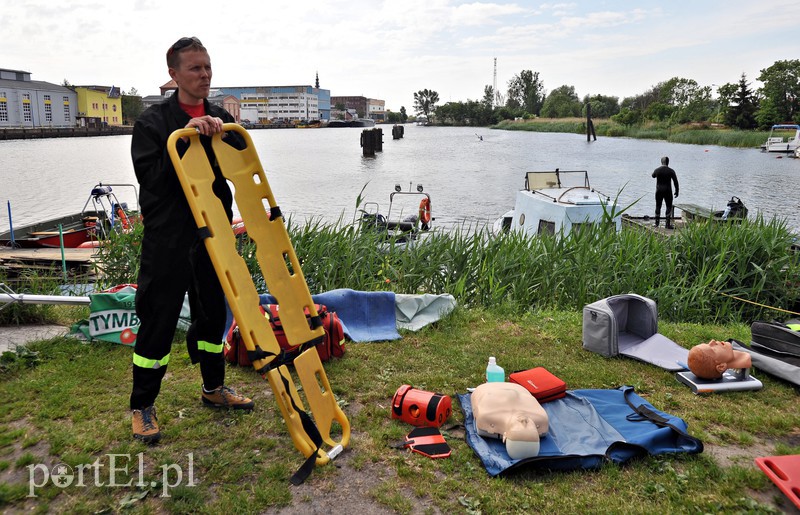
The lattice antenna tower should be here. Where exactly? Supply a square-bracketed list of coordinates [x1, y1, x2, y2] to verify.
[493, 57, 497, 108]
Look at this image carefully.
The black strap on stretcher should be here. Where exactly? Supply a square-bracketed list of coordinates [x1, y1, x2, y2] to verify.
[275, 371, 324, 485]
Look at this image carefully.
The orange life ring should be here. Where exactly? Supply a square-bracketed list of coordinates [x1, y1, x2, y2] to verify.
[418, 197, 431, 225]
[116, 206, 131, 231]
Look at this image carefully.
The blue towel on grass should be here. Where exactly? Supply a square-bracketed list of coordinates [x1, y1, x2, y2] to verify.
[224, 288, 400, 343]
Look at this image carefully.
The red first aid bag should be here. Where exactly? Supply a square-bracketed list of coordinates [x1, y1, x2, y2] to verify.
[225, 303, 345, 367]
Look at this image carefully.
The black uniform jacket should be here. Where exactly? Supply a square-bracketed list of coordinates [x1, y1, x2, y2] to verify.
[131, 92, 244, 247]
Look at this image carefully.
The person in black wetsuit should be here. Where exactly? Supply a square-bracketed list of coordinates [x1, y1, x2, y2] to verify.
[651, 156, 679, 229]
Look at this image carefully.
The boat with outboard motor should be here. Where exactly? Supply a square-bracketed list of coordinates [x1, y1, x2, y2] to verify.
[0, 183, 139, 249]
[355, 182, 433, 245]
[494, 169, 620, 237]
[761, 124, 800, 153]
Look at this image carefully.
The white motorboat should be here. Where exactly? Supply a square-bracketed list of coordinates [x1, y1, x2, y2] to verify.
[494, 170, 620, 237]
[761, 124, 800, 153]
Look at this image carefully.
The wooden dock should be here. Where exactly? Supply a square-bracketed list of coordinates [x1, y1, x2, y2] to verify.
[0, 247, 97, 279]
[621, 203, 741, 237]
[621, 215, 684, 236]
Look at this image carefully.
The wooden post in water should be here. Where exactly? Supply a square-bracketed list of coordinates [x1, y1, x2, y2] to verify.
[361, 129, 375, 157]
[375, 128, 383, 152]
[586, 103, 597, 142]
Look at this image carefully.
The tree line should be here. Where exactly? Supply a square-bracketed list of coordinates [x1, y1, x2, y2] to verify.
[399, 59, 800, 130]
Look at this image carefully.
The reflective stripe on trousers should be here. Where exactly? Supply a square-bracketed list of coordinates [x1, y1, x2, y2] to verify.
[132, 353, 170, 369]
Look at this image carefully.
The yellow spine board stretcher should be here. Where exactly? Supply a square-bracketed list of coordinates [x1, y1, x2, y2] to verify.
[167, 124, 350, 471]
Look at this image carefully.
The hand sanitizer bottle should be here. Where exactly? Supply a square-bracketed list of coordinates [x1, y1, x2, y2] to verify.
[486, 356, 505, 382]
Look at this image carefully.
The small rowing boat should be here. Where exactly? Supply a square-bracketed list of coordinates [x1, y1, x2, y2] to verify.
[1, 183, 139, 249]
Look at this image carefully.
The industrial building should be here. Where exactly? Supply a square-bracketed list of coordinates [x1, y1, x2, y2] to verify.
[0, 68, 77, 128]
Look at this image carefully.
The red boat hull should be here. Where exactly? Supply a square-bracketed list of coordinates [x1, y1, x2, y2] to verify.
[0, 212, 101, 249]
[16, 227, 93, 248]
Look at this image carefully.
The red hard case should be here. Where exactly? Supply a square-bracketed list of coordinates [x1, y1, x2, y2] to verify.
[509, 367, 567, 403]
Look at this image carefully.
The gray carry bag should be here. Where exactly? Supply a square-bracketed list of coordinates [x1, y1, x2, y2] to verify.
[582, 294, 688, 372]
[728, 320, 800, 387]
[750, 320, 800, 359]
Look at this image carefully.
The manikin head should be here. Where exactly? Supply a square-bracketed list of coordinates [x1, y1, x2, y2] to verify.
[504, 413, 543, 459]
[687, 339, 752, 379]
[661, 156, 670, 166]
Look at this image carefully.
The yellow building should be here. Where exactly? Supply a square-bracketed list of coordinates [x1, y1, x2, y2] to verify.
[75, 85, 122, 127]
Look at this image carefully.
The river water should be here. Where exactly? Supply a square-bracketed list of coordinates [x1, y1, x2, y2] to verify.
[1, 125, 798, 232]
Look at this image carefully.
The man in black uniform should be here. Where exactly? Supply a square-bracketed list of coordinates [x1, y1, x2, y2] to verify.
[651, 156, 679, 229]
[129, 37, 253, 444]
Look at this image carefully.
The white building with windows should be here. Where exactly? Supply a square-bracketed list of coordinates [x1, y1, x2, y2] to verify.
[223, 85, 329, 123]
[367, 98, 386, 121]
[0, 68, 77, 128]
[156, 82, 330, 124]
[238, 87, 321, 123]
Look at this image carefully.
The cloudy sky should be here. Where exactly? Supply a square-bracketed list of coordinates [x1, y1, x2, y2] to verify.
[3, 0, 799, 111]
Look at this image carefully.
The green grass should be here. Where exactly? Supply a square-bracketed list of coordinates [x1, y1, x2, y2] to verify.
[0, 270, 62, 326]
[494, 118, 772, 148]
[1, 215, 798, 512]
[1, 309, 798, 513]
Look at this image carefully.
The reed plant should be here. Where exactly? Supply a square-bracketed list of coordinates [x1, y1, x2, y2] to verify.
[262, 216, 799, 324]
[70, 209, 800, 325]
[0, 270, 60, 325]
[495, 118, 773, 149]
[667, 128, 767, 148]
[91, 219, 143, 290]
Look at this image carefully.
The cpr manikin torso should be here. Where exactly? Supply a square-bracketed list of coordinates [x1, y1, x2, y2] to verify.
[471, 382, 549, 459]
